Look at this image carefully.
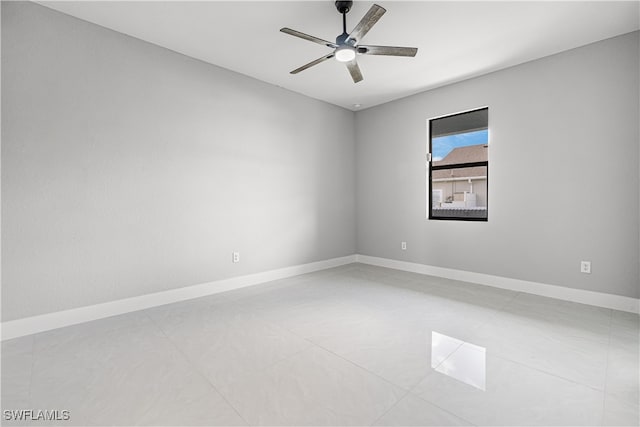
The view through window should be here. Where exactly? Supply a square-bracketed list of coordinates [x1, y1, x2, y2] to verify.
[429, 108, 488, 221]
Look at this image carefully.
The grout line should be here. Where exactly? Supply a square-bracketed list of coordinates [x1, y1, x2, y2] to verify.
[26, 334, 36, 410]
[430, 341, 465, 371]
[400, 340, 465, 399]
[258, 309, 414, 395]
[143, 312, 251, 427]
[366, 336, 467, 427]
[490, 351, 607, 393]
[306, 342, 413, 426]
[393, 391, 479, 427]
[600, 309, 614, 426]
[367, 390, 409, 427]
[497, 290, 524, 311]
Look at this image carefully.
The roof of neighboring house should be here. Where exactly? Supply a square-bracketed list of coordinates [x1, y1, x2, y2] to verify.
[434, 144, 487, 166]
[432, 144, 488, 180]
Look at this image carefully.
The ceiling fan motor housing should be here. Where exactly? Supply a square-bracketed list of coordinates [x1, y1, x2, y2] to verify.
[336, 32, 355, 46]
[335, 1, 353, 14]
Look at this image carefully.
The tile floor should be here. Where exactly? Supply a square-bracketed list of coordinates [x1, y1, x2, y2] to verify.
[2, 263, 639, 426]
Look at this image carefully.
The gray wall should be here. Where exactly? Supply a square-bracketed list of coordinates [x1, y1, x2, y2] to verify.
[1, 2, 356, 321]
[356, 31, 640, 299]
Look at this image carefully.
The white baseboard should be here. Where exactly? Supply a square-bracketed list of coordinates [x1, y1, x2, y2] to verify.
[356, 254, 640, 314]
[1, 255, 357, 341]
[3, 253, 636, 341]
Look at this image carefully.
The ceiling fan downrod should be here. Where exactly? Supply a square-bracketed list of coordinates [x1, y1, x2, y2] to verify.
[335, 1, 353, 43]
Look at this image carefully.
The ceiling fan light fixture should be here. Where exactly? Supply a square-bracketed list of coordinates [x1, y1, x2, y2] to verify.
[335, 46, 356, 62]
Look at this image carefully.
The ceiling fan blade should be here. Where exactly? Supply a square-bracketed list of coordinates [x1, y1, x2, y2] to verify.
[280, 28, 337, 48]
[346, 61, 363, 83]
[290, 53, 335, 74]
[358, 45, 418, 57]
[346, 4, 386, 44]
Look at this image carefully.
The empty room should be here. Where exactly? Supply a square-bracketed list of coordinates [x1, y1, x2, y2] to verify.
[2, 1, 639, 426]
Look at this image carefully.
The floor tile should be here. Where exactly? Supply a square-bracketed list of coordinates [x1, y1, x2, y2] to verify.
[154, 309, 312, 394]
[603, 393, 639, 426]
[405, 276, 519, 311]
[1, 336, 34, 412]
[33, 310, 153, 353]
[374, 393, 472, 426]
[606, 329, 639, 406]
[236, 286, 378, 341]
[223, 346, 405, 426]
[413, 346, 604, 426]
[611, 310, 640, 330]
[433, 342, 487, 391]
[501, 293, 612, 340]
[144, 294, 246, 336]
[28, 318, 245, 426]
[466, 306, 610, 390]
[304, 313, 474, 391]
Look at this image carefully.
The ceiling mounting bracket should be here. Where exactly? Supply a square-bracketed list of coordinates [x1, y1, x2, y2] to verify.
[335, 1, 353, 14]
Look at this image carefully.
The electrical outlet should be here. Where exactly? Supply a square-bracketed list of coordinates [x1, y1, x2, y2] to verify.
[580, 261, 591, 274]
[232, 252, 240, 263]
[401, 241, 407, 250]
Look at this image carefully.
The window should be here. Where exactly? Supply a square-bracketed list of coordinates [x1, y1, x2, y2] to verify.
[428, 107, 488, 221]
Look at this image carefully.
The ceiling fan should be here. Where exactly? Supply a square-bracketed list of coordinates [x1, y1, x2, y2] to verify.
[280, 1, 418, 83]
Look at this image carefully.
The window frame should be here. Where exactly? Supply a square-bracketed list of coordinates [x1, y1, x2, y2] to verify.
[427, 107, 489, 222]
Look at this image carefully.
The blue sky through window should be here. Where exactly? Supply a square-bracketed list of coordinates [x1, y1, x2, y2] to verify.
[432, 129, 488, 161]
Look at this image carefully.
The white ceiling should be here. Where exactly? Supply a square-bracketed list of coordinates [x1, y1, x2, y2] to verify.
[38, 1, 639, 111]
